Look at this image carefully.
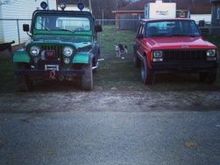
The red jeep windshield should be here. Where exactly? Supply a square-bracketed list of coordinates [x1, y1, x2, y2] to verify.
[145, 20, 201, 37]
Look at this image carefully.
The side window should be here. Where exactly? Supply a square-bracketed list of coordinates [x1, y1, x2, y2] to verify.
[137, 24, 142, 37]
[140, 24, 144, 35]
[136, 24, 144, 37]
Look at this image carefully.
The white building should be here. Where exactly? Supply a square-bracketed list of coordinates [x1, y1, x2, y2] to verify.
[0, 0, 56, 44]
[190, 14, 211, 24]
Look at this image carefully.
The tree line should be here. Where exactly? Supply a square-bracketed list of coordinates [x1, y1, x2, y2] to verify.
[63, 0, 131, 19]
[91, 0, 130, 19]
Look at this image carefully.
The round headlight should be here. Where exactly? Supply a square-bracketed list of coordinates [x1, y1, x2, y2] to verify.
[207, 49, 216, 57]
[30, 46, 40, 56]
[63, 47, 73, 57]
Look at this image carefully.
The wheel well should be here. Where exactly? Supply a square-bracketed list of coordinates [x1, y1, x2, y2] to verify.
[15, 62, 30, 68]
[143, 53, 147, 61]
[143, 53, 151, 69]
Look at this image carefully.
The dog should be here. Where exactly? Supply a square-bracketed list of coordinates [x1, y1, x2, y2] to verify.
[114, 44, 128, 59]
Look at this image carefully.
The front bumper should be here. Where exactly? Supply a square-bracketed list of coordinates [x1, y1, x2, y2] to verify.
[151, 61, 218, 74]
[15, 69, 84, 80]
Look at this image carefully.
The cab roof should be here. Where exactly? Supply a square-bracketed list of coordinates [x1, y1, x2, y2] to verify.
[32, 10, 93, 18]
[141, 18, 193, 22]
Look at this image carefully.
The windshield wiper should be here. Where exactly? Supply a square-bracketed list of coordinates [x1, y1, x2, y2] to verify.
[170, 34, 188, 36]
[58, 29, 73, 32]
[187, 34, 199, 37]
[57, 29, 81, 33]
[170, 34, 199, 37]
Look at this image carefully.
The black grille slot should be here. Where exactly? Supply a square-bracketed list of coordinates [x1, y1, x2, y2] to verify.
[163, 50, 207, 62]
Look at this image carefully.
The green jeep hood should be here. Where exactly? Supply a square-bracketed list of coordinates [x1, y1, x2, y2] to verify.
[31, 36, 93, 49]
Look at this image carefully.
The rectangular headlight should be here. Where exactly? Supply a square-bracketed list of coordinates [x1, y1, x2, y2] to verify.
[206, 49, 217, 61]
[153, 51, 163, 58]
[206, 49, 216, 57]
[153, 51, 163, 62]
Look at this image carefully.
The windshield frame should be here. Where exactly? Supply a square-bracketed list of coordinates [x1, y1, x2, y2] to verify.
[144, 19, 201, 38]
[31, 11, 94, 36]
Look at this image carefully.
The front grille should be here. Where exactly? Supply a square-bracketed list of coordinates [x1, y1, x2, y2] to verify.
[41, 45, 63, 60]
[163, 50, 207, 62]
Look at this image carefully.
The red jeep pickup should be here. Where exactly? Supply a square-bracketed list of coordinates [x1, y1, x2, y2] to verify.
[133, 18, 218, 84]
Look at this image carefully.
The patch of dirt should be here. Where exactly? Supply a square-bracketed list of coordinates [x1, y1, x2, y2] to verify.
[185, 140, 199, 149]
[0, 90, 220, 113]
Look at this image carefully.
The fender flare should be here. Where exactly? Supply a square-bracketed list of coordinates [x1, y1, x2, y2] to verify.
[13, 49, 30, 63]
[72, 52, 91, 64]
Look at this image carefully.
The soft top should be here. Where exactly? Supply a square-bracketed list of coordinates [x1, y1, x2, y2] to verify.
[32, 10, 93, 18]
[141, 18, 193, 23]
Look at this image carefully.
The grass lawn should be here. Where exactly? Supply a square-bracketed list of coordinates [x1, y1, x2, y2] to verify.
[94, 26, 142, 90]
[207, 35, 220, 48]
[98, 26, 135, 56]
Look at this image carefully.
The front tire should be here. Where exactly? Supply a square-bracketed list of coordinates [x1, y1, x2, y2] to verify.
[141, 57, 153, 85]
[81, 62, 93, 91]
[133, 46, 141, 68]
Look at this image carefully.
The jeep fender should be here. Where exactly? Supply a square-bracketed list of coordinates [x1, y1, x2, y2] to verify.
[72, 52, 91, 64]
[13, 49, 30, 63]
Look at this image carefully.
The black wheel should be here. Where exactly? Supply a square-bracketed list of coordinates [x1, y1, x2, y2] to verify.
[15, 64, 33, 92]
[133, 46, 141, 68]
[81, 62, 93, 91]
[141, 57, 153, 85]
[199, 70, 217, 84]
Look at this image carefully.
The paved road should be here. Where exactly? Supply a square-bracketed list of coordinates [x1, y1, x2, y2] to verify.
[1, 111, 220, 165]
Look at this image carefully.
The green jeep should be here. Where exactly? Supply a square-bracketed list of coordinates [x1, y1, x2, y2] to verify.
[13, 5, 102, 91]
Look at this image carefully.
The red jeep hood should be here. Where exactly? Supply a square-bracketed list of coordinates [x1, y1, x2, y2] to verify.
[145, 37, 216, 50]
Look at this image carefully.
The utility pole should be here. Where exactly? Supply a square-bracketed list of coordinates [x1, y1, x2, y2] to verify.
[102, 9, 104, 25]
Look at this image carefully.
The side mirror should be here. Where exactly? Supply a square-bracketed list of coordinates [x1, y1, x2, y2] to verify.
[95, 25, 102, 32]
[23, 24, 30, 32]
[198, 20, 205, 27]
[137, 34, 144, 39]
[200, 27, 209, 37]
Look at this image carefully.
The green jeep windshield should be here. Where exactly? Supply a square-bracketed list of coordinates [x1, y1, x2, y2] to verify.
[35, 15, 91, 33]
